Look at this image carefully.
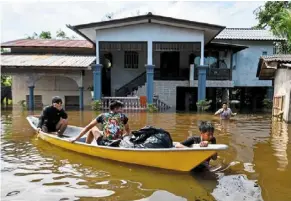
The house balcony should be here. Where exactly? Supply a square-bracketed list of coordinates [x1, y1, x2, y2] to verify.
[194, 68, 232, 80]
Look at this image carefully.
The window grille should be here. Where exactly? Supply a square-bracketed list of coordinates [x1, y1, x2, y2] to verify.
[124, 51, 138, 69]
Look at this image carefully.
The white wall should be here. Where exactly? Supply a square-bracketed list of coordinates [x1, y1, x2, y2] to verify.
[93, 23, 204, 42]
[274, 69, 291, 123]
[12, 72, 93, 107]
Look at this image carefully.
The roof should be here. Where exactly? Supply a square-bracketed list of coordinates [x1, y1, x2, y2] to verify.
[207, 42, 248, 53]
[258, 54, 291, 62]
[257, 54, 291, 80]
[67, 12, 225, 45]
[0, 54, 96, 69]
[1, 39, 93, 48]
[70, 12, 225, 30]
[215, 28, 286, 41]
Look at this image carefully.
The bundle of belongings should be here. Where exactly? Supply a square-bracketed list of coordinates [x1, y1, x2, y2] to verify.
[98, 126, 173, 149]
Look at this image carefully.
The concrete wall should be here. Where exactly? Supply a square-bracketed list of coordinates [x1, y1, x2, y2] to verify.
[136, 80, 189, 107]
[12, 71, 93, 107]
[214, 40, 274, 87]
[274, 69, 291, 123]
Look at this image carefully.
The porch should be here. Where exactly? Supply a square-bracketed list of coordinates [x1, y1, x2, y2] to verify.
[68, 12, 226, 106]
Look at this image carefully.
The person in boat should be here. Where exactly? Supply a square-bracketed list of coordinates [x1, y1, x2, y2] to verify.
[214, 102, 237, 120]
[37, 96, 68, 137]
[70, 100, 130, 145]
[175, 121, 217, 169]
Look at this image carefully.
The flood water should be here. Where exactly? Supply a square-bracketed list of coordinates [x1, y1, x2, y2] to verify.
[1, 110, 291, 201]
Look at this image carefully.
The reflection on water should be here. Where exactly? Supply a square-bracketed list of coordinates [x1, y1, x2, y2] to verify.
[1, 110, 291, 201]
[270, 121, 289, 171]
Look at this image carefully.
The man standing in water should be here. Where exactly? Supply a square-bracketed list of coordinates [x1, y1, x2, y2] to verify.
[214, 102, 237, 120]
[37, 96, 68, 136]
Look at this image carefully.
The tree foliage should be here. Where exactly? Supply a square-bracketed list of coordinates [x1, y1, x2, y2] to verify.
[254, 1, 291, 53]
[26, 29, 76, 39]
[1, 48, 12, 86]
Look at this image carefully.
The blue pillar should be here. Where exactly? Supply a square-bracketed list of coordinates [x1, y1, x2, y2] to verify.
[267, 87, 274, 100]
[197, 65, 208, 101]
[79, 87, 84, 110]
[146, 64, 155, 104]
[92, 64, 102, 100]
[28, 86, 34, 111]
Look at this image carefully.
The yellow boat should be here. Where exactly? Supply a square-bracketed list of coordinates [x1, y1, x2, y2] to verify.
[27, 116, 228, 172]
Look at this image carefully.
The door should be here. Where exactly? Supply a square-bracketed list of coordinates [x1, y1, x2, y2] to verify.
[160, 52, 180, 79]
[102, 53, 112, 96]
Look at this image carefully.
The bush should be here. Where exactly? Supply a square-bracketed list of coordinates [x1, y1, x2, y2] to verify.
[18, 100, 26, 110]
[263, 98, 273, 109]
[196, 99, 212, 112]
[91, 100, 102, 111]
[147, 104, 158, 113]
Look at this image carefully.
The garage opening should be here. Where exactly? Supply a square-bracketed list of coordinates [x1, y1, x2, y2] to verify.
[176, 87, 198, 112]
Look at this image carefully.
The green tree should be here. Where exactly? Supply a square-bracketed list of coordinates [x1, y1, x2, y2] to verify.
[26, 30, 76, 39]
[1, 48, 12, 86]
[56, 29, 69, 39]
[254, 1, 291, 53]
[254, 1, 291, 29]
[274, 9, 291, 41]
[39, 31, 52, 39]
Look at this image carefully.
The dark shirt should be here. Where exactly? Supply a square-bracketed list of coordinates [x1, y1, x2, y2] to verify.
[37, 105, 68, 128]
[181, 136, 216, 147]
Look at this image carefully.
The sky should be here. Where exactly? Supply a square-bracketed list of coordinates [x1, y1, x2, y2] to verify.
[0, 1, 264, 42]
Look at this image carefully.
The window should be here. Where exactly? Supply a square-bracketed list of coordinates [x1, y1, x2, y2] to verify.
[124, 51, 138, 69]
[262, 51, 268, 56]
[26, 95, 43, 109]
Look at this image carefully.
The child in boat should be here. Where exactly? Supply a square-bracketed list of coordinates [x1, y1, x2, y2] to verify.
[175, 121, 217, 169]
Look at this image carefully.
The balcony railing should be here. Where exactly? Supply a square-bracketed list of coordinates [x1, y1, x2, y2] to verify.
[101, 96, 170, 111]
[194, 68, 232, 80]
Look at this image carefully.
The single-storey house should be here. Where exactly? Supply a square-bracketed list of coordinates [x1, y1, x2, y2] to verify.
[1, 13, 286, 111]
[257, 55, 291, 123]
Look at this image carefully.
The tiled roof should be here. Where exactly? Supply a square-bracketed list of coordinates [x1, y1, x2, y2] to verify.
[260, 54, 291, 62]
[215, 28, 286, 41]
[257, 54, 291, 79]
[0, 54, 96, 68]
[1, 39, 94, 48]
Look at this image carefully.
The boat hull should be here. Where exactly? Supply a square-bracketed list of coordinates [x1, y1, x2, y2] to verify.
[27, 116, 228, 172]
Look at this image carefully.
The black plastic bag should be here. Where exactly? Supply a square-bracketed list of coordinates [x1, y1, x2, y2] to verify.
[120, 126, 173, 149]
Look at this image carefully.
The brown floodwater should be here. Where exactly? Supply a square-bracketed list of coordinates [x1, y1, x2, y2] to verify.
[1, 109, 291, 201]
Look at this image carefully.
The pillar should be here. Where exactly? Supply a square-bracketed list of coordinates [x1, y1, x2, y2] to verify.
[92, 64, 102, 100]
[79, 87, 84, 110]
[197, 65, 207, 101]
[146, 65, 154, 104]
[200, 40, 204, 66]
[28, 86, 34, 111]
[222, 88, 230, 104]
[146, 40, 154, 104]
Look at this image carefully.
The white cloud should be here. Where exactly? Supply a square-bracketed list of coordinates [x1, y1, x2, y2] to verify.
[0, 1, 264, 42]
